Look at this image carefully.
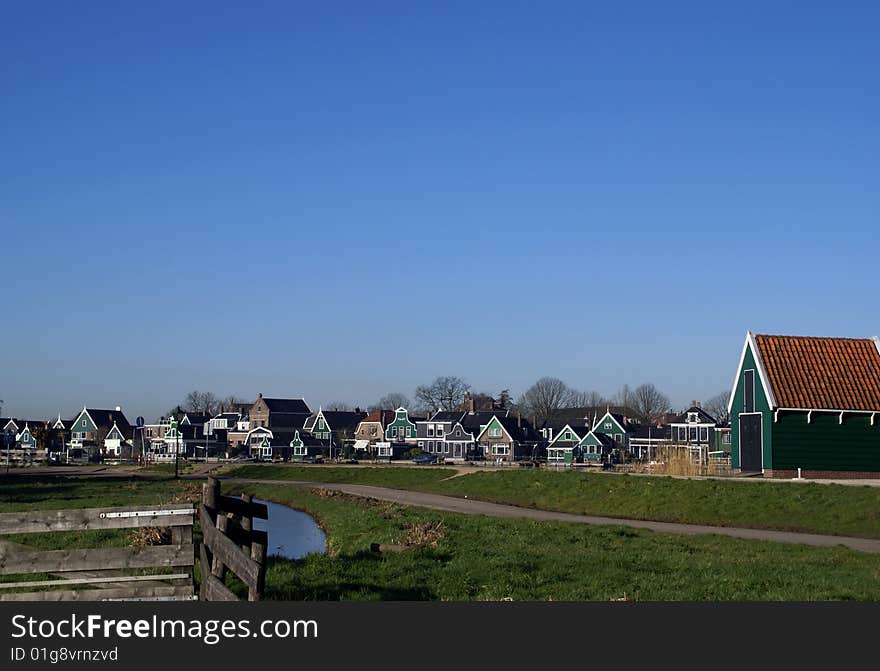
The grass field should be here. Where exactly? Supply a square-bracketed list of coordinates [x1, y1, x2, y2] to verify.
[1, 476, 878, 600]
[223, 465, 880, 539]
[243, 483, 880, 601]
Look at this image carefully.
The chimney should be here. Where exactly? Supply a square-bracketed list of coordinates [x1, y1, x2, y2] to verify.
[517, 411, 522, 428]
[692, 400, 700, 408]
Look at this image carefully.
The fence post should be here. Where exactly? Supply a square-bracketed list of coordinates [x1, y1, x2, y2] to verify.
[203, 477, 219, 511]
[240, 493, 253, 552]
[248, 540, 266, 602]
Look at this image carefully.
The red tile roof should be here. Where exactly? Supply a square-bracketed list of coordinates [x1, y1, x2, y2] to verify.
[754, 334, 880, 411]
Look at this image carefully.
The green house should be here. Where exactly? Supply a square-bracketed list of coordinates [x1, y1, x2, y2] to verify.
[17, 424, 37, 450]
[592, 411, 629, 450]
[385, 407, 417, 443]
[577, 430, 616, 463]
[728, 332, 880, 477]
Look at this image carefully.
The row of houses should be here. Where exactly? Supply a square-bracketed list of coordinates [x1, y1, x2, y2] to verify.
[5, 331, 880, 476]
[2, 394, 729, 466]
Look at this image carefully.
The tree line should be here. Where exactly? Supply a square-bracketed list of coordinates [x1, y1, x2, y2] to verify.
[170, 380, 731, 427]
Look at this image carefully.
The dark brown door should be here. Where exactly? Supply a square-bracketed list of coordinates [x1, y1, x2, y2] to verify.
[739, 414, 762, 472]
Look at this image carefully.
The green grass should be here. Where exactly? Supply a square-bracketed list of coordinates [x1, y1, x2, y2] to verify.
[2, 476, 879, 600]
[226, 464, 456, 489]
[223, 465, 880, 539]
[244, 483, 880, 601]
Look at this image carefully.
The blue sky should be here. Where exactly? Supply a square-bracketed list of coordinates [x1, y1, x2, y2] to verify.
[2, 2, 878, 421]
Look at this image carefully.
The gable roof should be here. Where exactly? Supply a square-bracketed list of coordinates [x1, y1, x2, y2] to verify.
[671, 406, 718, 425]
[476, 415, 540, 443]
[578, 430, 618, 449]
[593, 411, 627, 433]
[547, 423, 587, 447]
[80, 409, 131, 432]
[747, 333, 880, 412]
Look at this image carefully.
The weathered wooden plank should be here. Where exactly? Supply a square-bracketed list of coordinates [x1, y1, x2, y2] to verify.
[217, 495, 268, 520]
[199, 543, 211, 601]
[211, 515, 228, 580]
[0, 573, 191, 590]
[223, 518, 268, 549]
[50, 569, 173, 591]
[201, 573, 239, 602]
[0, 543, 194, 575]
[199, 506, 259, 588]
[0, 505, 195, 535]
[0, 585, 193, 602]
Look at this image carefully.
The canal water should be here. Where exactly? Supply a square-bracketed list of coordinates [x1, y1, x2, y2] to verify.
[253, 498, 327, 560]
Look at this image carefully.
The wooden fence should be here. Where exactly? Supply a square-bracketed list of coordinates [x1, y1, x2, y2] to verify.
[0, 503, 196, 601]
[199, 477, 268, 602]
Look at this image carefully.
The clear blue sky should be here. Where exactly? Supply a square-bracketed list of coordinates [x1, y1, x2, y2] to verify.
[2, 2, 878, 421]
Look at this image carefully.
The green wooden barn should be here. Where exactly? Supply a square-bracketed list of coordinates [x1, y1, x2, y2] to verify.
[728, 332, 880, 478]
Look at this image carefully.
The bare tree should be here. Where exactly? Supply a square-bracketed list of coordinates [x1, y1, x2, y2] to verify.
[702, 391, 730, 423]
[374, 393, 411, 410]
[325, 401, 354, 411]
[414, 376, 471, 412]
[612, 384, 634, 413]
[218, 395, 248, 412]
[518, 377, 572, 424]
[182, 391, 219, 415]
[496, 389, 512, 410]
[632, 383, 671, 425]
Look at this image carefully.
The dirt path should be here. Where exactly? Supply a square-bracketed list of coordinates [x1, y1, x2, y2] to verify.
[221, 477, 880, 554]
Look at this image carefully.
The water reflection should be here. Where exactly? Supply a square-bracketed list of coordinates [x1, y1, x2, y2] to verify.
[253, 498, 327, 559]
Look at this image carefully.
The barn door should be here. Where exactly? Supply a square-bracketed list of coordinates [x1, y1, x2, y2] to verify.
[739, 414, 762, 472]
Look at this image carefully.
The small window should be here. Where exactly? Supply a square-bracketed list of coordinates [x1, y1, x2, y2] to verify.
[82, 420, 87, 427]
[744, 370, 755, 413]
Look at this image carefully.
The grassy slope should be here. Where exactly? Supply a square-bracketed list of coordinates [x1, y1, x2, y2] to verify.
[245, 483, 880, 601]
[223, 465, 880, 538]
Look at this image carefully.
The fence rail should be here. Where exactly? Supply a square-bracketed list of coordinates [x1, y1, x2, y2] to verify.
[0, 503, 195, 601]
[199, 477, 268, 602]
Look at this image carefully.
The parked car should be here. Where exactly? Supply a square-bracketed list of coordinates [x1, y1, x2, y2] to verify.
[412, 452, 438, 465]
[302, 455, 324, 464]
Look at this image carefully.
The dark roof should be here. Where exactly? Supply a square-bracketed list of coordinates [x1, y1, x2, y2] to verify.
[544, 407, 598, 428]
[5, 419, 47, 430]
[181, 412, 212, 425]
[429, 411, 465, 422]
[267, 412, 312, 429]
[627, 424, 673, 439]
[754, 334, 880, 411]
[460, 411, 499, 431]
[84, 409, 131, 431]
[320, 411, 368, 432]
[261, 397, 311, 414]
[487, 415, 541, 442]
[591, 432, 619, 448]
[671, 406, 718, 425]
[362, 410, 396, 426]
